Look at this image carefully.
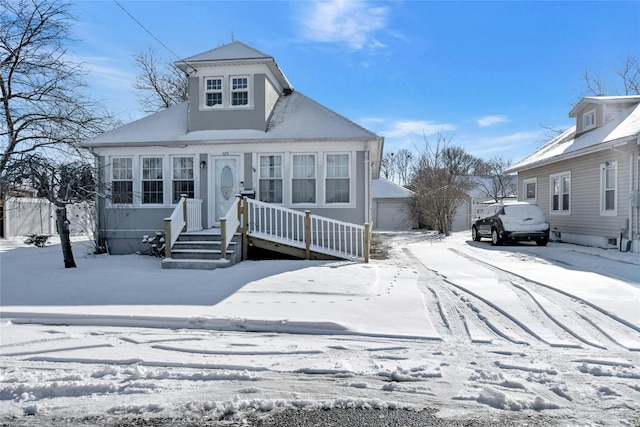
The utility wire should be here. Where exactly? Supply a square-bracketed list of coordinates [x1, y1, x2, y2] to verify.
[112, 0, 198, 74]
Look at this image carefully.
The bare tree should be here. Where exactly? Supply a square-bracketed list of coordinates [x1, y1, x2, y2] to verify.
[4, 154, 96, 267]
[133, 48, 188, 113]
[395, 149, 414, 186]
[581, 55, 640, 97]
[380, 152, 397, 182]
[0, 0, 115, 179]
[408, 134, 475, 235]
[476, 157, 517, 203]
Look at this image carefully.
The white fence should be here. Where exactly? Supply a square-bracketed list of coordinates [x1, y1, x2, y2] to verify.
[2, 197, 94, 238]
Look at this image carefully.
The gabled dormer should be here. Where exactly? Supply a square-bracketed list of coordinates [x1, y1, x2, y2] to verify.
[569, 95, 640, 136]
[175, 41, 293, 133]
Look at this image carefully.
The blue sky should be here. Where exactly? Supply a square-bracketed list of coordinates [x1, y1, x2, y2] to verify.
[71, 1, 639, 163]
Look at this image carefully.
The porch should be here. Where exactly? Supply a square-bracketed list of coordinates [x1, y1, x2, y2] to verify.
[162, 196, 371, 270]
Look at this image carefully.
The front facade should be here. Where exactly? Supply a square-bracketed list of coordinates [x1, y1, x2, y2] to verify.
[508, 96, 640, 253]
[82, 42, 383, 255]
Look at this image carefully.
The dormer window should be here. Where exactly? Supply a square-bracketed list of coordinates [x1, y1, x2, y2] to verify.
[205, 77, 222, 107]
[583, 108, 596, 131]
[231, 76, 249, 106]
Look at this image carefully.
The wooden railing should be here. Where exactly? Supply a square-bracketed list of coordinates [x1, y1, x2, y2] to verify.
[219, 197, 242, 258]
[164, 195, 203, 257]
[243, 198, 369, 262]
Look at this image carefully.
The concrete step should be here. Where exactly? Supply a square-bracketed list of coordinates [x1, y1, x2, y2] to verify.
[170, 249, 236, 260]
[162, 258, 232, 270]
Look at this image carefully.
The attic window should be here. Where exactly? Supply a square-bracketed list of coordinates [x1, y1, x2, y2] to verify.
[205, 77, 222, 107]
[583, 108, 596, 131]
[231, 76, 249, 106]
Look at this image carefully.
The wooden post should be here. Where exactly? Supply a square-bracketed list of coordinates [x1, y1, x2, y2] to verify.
[242, 197, 249, 260]
[364, 223, 370, 263]
[304, 210, 311, 260]
[220, 218, 227, 259]
[164, 218, 172, 258]
[181, 194, 188, 232]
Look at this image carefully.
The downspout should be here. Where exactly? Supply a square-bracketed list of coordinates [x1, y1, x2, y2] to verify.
[629, 151, 633, 249]
[364, 149, 371, 225]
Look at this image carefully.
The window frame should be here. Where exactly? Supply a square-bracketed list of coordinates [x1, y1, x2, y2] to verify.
[110, 157, 134, 205]
[230, 75, 249, 107]
[600, 161, 617, 216]
[522, 178, 537, 202]
[258, 154, 283, 204]
[583, 108, 596, 131]
[324, 153, 351, 205]
[204, 76, 223, 108]
[141, 156, 164, 205]
[549, 171, 571, 215]
[171, 156, 195, 204]
[291, 154, 317, 205]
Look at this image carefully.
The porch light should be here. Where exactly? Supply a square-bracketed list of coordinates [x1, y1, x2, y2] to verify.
[200, 160, 206, 169]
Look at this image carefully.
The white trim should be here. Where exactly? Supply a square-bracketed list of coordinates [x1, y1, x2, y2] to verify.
[600, 161, 618, 216]
[230, 75, 251, 107]
[140, 156, 164, 206]
[549, 171, 571, 215]
[170, 155, 197, 205]
[257, 153, 284, 204]
[108, 156, 134, 207]
[202, 76, 223, 109]
[583, 108, 596, 131]
[522, 177, 537, 202]
[290, 153, 317, 206]
[324, 152, 353, 205]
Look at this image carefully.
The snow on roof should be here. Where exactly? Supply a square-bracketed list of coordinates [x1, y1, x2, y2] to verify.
[568, 95, 640, 117]
[180, 41, 271, 63]
[373, 178, 413, 199]
[82, 91, 380, 148]
[509, 102, 640, 172]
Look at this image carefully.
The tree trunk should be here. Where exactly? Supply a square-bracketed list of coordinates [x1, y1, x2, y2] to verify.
[56, 205, 76, 268]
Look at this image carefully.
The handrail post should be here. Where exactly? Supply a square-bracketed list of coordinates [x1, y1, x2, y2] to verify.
[242, 197, 249, 260]
[364, 223, 370, 263]
[165, 218, 172, 258]
[220, 218, 227, 259]
[304, 210, 311, 260]
[181, 194, 188, 232]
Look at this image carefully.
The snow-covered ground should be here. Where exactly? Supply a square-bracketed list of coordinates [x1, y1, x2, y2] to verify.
[1, 232, 639, 426]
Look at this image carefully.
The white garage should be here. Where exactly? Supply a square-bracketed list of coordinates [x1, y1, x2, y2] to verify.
[372, 178, 416, 231]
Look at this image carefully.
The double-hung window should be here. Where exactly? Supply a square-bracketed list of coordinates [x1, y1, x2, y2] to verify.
[292, 154, 316, 204]
[259, 155, 283, 203]
[523, 178, 537, 202]
[111, 157, 133, 204]
[142, 157, 163, 204]
[172, 157, 194, 203]
[325, 154, 350, 203]
[583, 109, 596, 131]
[600, 162, 617, 215]
[550, 172, 571, 213]
[231, 76, 248, 106]
[204, 77, 223, 107]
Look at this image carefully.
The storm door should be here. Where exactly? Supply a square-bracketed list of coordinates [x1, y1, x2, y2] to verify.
[210, 156, 240, 226]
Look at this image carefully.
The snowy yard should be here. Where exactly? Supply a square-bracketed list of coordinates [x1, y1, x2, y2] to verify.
[1, 232, 639, 426]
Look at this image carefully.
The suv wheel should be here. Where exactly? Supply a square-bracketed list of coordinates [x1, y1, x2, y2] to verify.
[491, 228, 502, 246]
[536, 235, 549, 246]
[472, 227, 481, 242]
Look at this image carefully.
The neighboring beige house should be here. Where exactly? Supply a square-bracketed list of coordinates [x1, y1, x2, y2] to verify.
[507, 95, 640, 253]
[81, 41, 383, 264]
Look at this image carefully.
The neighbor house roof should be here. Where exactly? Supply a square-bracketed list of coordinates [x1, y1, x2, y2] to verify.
[508, 101, 640, 173]
[373, 178, 414, 199]
[82, 91, 380, 147]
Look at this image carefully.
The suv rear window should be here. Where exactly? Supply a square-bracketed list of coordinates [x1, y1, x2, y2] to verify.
[503, 204, 544, 219]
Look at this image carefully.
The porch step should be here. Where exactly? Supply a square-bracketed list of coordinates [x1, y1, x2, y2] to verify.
[162, 230, 242, 270]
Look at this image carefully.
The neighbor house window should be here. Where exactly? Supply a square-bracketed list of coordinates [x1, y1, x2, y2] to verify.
[292, 154, 316, 204]
[259, 155, 282, 203]
[600, 161, 617, 215]
[172, 157, 194, 203]
[204, 77, 223, 107]
[523, 178, 537, 201]
[142, 157, 163, 204]
[231, 76, 249, 106]
[550, 171, 571, 213]
[111, 157, 133, 204]
[325, 153, 350, 203]
[583, 108, 596, 131]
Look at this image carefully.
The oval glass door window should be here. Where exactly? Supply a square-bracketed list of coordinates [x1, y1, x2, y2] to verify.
[220, 165, 234, 200]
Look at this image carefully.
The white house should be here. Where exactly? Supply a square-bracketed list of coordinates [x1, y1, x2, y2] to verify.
[82, 42, 384, 264]
[507, 95, 640, 252]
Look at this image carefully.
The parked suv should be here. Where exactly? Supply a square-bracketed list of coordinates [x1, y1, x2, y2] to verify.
[471, 202, 550, 246]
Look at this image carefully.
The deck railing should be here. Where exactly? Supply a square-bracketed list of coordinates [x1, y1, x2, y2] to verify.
[164, 195, 203, 257]
[219, 197, 242, 258]
[244, 198, 369, 262]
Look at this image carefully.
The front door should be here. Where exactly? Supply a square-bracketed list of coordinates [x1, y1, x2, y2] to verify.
[210, 156, 240, 226]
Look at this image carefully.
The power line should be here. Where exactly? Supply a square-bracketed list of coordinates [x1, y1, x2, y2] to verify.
[112, 0, 197, 74]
